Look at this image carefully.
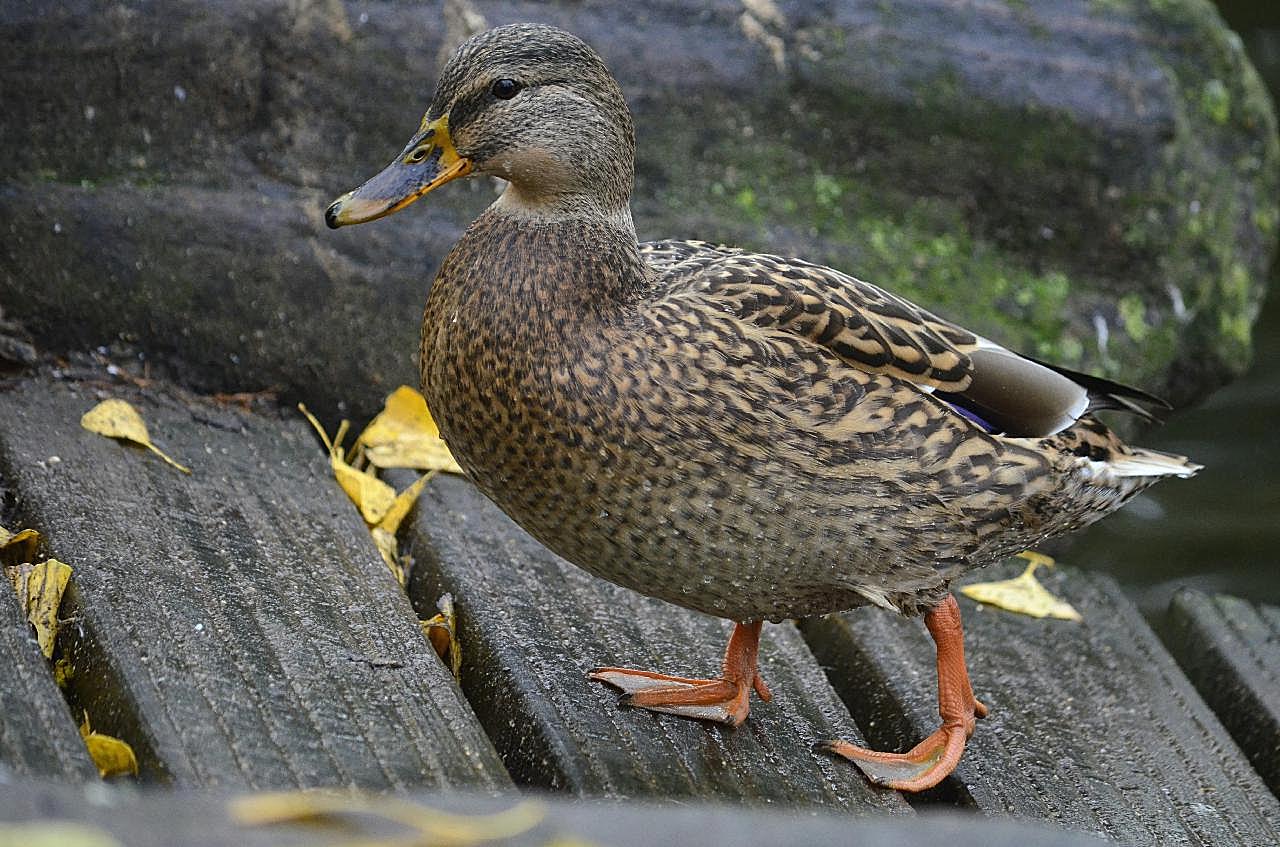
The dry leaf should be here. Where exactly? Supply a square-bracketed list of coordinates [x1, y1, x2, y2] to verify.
[371, 526, 406, 585]
[421, 593, 461, 680]
[334, 459, 397, 526]
[0, 525, 40, 567]
[8, 559, 73, 657]
[379, 471, 436, 536]
[300, 404, 398, 525]
[79, 713, 139, 778]
[81, 399, 191, 474]
[0, 822, 123, 847]
[358, 386, 463, 474]
[960, 551, 1082, 621]
[53, 657, 74, 688]
[232, 792, 544, 845]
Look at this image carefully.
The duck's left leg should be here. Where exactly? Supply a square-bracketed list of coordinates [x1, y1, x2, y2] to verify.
[589, 621, 770, 726]
[819, 594, 987, 792]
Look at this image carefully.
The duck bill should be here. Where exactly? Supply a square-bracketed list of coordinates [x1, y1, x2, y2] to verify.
[325, 116, 472, 228]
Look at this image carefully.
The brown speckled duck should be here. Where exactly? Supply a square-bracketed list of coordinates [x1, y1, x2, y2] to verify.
[326, 24, 1200, 792]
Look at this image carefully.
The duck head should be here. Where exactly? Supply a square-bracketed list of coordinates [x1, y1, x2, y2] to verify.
[325, 23, 635, 228]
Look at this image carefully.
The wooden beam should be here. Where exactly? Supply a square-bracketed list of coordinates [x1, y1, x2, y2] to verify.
[0, 378, 509, 790]
[802, 560, 1280, 844]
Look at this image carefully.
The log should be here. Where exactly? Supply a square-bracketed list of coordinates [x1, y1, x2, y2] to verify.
[0, 375, 509, 790]
[802, 560, 1280, 845]
[399, 472, 905, 812]
[0, 585, 96, 780]
[0, 779, 1111, 847]
[1161, 589, 1280, 798]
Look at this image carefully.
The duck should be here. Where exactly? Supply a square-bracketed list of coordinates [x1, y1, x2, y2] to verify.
[325, 23, 1200, 792]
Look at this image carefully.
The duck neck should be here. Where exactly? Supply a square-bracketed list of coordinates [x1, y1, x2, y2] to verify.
[492, 181, 638, 242]
[441, 198, 652, 333]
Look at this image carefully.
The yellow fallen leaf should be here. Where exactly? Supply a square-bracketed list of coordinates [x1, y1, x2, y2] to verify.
[300, 404, 397, 525]
[231, 792, 544, 845]
[79, 713, 138, 778]
[960, 552, 1082, 621]
[358, 386, 463, 474]
[371, 526, 406, 585]
[8, 559, 73, 657]
[421, 593, 461, 681]
[334, 459, 397, 526]
[369, 469, 436, 584]
[0, 525, 40, 566]
[0, 822, 123, 847]
[53, 657, 74, 688]
[379, 471, 436, 536]
[81, 399, 191, 474]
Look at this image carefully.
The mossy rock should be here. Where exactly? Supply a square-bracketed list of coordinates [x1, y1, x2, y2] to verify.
[0, 0, 1275, 419]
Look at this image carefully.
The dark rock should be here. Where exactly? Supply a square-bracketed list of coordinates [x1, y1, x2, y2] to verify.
[1, 0, 1276, 420]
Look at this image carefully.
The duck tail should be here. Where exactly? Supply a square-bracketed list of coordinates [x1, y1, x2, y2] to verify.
[1104, 447, 1202, 479]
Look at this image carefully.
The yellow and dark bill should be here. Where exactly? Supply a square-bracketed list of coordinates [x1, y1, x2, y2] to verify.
[325, 115, 471, 228]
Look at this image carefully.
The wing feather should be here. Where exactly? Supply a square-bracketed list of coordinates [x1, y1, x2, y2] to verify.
[641, 241, 977, 390]
[639, 240, 1167, 438]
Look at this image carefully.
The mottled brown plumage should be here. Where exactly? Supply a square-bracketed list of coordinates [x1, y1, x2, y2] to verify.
[327, 23, 1200, 791]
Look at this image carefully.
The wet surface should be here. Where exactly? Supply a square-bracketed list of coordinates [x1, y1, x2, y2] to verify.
[1162, 590, 1280, 797]
[0, 376, 508, 790]
[803, 560, 1280, 845]
[0, 586, 96, 781]
[400, 471, 906, 811]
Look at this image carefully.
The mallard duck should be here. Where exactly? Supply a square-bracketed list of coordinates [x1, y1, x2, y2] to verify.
[326, 24, 1200, 792]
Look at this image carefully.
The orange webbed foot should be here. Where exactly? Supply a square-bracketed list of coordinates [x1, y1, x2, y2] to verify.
[820, 594, 987, 792]
[589, 621, 767, 727]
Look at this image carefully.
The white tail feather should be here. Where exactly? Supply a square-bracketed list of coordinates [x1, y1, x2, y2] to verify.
[1099, 448, 1201, 479]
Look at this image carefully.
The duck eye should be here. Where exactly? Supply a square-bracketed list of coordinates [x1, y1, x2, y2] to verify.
[490, 78, 522, 100]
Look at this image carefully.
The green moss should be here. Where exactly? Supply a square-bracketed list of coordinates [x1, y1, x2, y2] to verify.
[1217, 262, 1257, 350]
[1117, 295, 1150, 342]
[1255, 207, 1277, 236]
[733, 187, 763, 223]
[1087, 0, 1131, 14]
[643, 0, 1277, 398]
[651, 128, 1087, 365]
[1201, 78, 1231, 125]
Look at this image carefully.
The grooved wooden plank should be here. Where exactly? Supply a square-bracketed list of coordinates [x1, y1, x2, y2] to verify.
[1161, 589, 1280, 798]
[0, 377, 509, 791]
[400, 472, 907, 812]
[801, 561, 1280, 846]
[0, 780, 1111, 847]
[0, 586, 96, 780]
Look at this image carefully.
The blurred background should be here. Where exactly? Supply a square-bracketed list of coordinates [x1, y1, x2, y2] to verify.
[1072, 0, 1280, 612]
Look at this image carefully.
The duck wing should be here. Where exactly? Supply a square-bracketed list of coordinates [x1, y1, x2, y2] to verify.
[640, 240, 1165, 438]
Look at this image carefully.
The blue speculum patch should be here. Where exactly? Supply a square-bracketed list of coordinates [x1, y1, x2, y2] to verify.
[943, 400, 999, 434]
